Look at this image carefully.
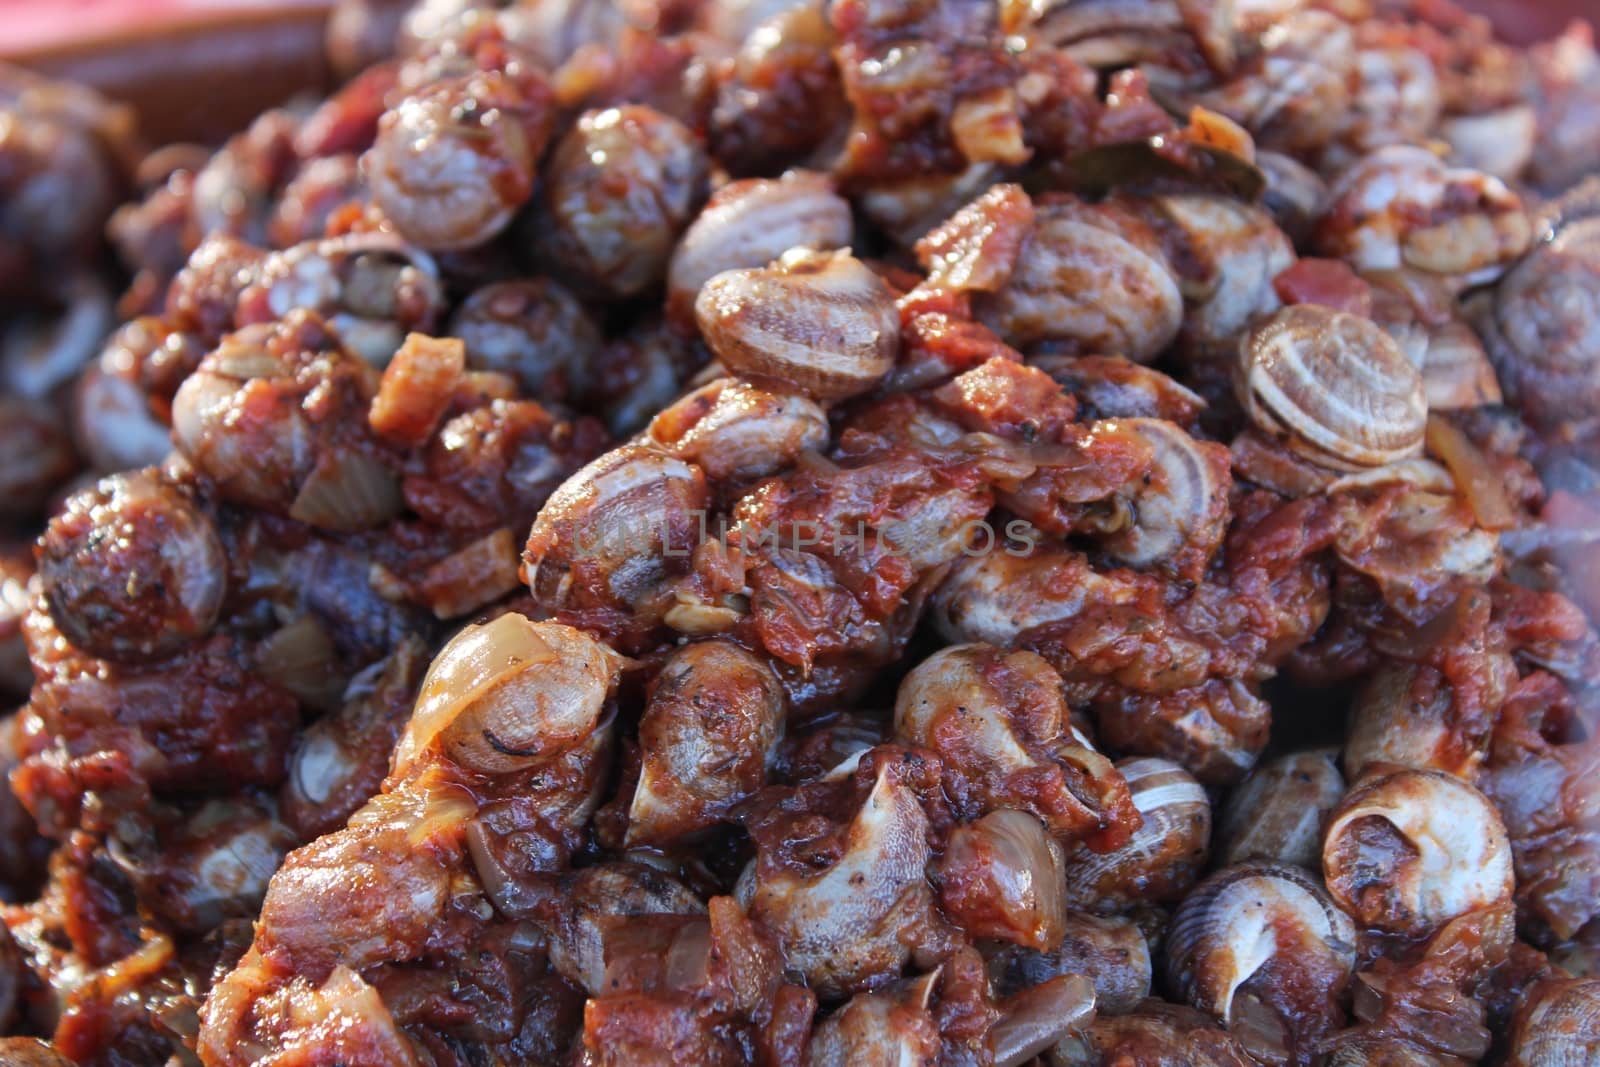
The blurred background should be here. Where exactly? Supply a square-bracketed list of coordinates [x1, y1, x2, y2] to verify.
[0, 0, 1594, 142]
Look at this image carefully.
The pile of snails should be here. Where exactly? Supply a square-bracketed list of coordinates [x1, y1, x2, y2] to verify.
[2, 0, 1600, 1064]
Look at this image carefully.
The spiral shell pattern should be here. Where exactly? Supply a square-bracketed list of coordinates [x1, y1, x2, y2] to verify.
[1237, 304, 1427, 471]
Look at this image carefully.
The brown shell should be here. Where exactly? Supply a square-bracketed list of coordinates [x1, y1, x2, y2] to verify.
[1102, 418, 1230, 578]
[695, 248, 898, 401]
[645, 377, 829, 483]
[975, 195, 1183, 362]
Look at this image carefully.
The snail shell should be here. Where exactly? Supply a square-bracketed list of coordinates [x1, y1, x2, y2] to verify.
[1152, 195, 1293, 360]
[626, 639, 786, 847]
[1235, 304, 1427, 471]
[667, 170, 853, 325]
[1193, 11, 1354, 155]
[39, 470, 227, 663]
[523, 444, 711, 630]
[894, 643, 1068, 785]
[1322, 769, 1512, 936]
[806, 970, 941, 1067]
[1343, 663, 1480, 781]
[1478, 184, 1600, 428]
[645, 377, 829, 483]
[395, 616, 626, 776]
[695, 247, 898, 402]
[1166, 862, 1357, 1032]
[1418, 321, 1502, 410]
[1336, 45, 1442, 163]
[931, 545, 1132, 647]
[894, 643, 1135, 842]
[739, 760, 934, 998]
[1030, 0, 1218, 70]
[987, 910, 1152, 1015]
[1062, 757, 1210, 913]
[1101, 418, 1231, 580]
[975, 195, 1183, 363]
[1218, 749, 1344, 870]
[1316, 145, 1531, 284]
[1364, 268, 1503, 410]
[534, 105, 710, 298]
[1505, 977, 1600, 1067]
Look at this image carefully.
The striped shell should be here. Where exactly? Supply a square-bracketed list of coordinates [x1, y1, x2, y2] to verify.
[1218, 749, 1344, 870]
[986, 911, 1152, 1015]
[1062, 757, 1210, 912]
[975, 196, 1183, 362]
[1479, 191, 1600, 427]
[523, 444, 711, 621]
[1166, 863, 1357, 1025]
[1322, 769, 1512, 936]
[695, 247, 898, 401]
[1236, 304, 1427, 471]
[645, 377, 829, 482]
[667, 171, 853, 325]
[1194, 11, 1354, 155]
[1102, 419, 1230, 578]
[1505, 978, 1600, 1067]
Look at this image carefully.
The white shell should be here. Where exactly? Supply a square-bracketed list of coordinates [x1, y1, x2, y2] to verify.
[1237, 304, 1427, 471]
[1322, 768, 1512, 936]
[1218, 749, 1344, 869]
[1483, 208, 1600, 427]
